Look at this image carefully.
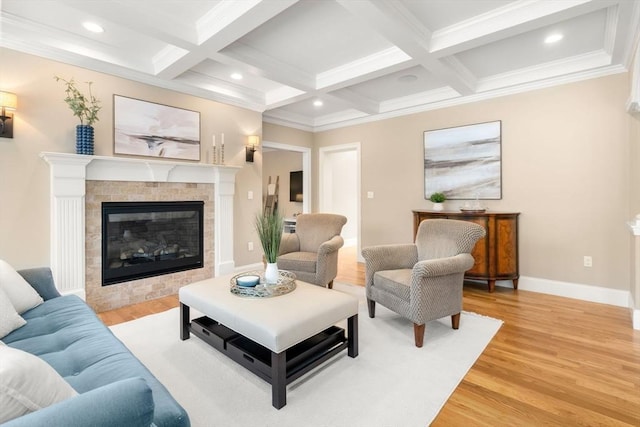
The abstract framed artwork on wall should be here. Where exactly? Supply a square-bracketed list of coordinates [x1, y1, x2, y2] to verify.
[114, 95, 200, 161]
[424, 120, 502, 200]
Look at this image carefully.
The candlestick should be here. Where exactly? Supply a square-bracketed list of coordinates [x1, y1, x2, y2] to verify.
[212, 134, 217, 164]
[221, 133, 225, 164]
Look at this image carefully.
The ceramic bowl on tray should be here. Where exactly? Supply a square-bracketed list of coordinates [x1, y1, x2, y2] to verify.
[236, 275, 260, 287]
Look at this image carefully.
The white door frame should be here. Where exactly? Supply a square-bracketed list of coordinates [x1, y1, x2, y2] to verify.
[262, 141, 311, 214]
[319, 142, 362, 261]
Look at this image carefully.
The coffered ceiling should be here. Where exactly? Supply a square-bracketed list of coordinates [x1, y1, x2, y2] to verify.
[1, 0, 639, 131]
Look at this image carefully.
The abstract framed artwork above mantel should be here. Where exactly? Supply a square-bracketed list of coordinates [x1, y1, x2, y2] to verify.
[113, 95, 201, 161]
[424, 120, 502, 200]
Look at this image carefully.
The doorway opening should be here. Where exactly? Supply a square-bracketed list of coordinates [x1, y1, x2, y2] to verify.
[319, 142, 361, 261]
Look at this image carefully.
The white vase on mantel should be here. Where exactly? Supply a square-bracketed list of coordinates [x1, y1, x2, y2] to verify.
[264, 262, 279, 284]
[432, 202, 444, 211]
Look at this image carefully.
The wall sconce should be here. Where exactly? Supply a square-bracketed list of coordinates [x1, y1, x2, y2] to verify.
[0, 91, 17, 139]
[246, 135, 259, 162]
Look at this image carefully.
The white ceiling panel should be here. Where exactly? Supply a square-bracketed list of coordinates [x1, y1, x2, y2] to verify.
[221, 0, 393, 75]
[456, 8, 608, 78]
[1, 0, 638, 131]
[339, 66, 444, 103]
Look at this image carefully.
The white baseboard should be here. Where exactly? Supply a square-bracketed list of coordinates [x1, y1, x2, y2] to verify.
[630, 295, 640, 330]
[496, 276, 639, 330]
[497, 276, 630, 307]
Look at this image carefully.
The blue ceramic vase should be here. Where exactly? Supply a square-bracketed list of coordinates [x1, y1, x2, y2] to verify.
[76, 125, 94, 155]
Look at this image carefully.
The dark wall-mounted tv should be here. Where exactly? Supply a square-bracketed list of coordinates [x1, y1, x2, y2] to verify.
[290, 170, 303, 202]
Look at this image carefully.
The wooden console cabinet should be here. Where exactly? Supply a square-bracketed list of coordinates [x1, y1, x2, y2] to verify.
[412, 210, 520, 292]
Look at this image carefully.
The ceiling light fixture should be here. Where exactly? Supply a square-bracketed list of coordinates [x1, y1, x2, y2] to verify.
[313, 100, 323, 107]
[231, 73, 243, 80]
[83, 22, 104, 33]
[544, 33, 563, 44]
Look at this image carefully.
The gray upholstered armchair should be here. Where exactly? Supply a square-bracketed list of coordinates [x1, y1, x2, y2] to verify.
[277, 213, 347, 288]
[361, 219, 486, 347]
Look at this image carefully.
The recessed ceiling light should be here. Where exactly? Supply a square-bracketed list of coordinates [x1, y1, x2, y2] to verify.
[230, 73, 243, 80]
[313, 100, 323, 107]
[82, 22, 104, 33]
[544, 33, 563, 44]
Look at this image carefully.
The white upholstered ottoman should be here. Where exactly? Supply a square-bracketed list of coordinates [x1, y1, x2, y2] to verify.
[179, 274, 359, 408]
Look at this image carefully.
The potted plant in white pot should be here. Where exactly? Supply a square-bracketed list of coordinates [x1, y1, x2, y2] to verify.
[54, 76, 101, 155]
[255, 209, 284, 284]
[429, 192, 446, 211]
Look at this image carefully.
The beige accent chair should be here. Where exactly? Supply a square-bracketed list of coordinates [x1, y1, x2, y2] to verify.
[361, 219, 486, 347]
[277, 213, 347, 288]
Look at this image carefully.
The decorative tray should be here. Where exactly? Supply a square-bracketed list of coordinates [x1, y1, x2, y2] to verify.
[460, 208, 486, 213]
[230, 270, 296, 298]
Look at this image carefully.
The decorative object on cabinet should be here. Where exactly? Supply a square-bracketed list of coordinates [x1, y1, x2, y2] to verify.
[424, 121, 502, 200]
[429, 192, 446, 211]
[113, 95, 200, 161]
[54, 76, 101, 154]
[461, 194, 485, 212]
[412, 210, 519, 292]
[0, 91, 17, 138]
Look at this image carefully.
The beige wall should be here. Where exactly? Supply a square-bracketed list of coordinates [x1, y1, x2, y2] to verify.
[263, 122, 314, 149]
[315, 74, 632, 292]
[0, 47, 263, 270]
[263, 150, 303, 219]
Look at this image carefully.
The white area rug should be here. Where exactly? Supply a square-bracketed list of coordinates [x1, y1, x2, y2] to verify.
[110, 283, 502, 427]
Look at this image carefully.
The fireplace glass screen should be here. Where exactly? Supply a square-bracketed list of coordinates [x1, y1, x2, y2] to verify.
[102, 201, 204, 286]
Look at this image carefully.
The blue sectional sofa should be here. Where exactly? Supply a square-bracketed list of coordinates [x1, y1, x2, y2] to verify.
[1, 268, 190, 427]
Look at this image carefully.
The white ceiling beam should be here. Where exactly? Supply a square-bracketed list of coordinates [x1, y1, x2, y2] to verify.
[213, 44, 316, 92]
[315, 47, 411, 89]
[476, 50, 612, 92]
[336, 0, 476, 95]
[606, 1, 640, 66]
[157, 0, 298, 79]
[260, 58, 419, 111]
[175, 70, 265, 106]
[430, 0, 618, 56]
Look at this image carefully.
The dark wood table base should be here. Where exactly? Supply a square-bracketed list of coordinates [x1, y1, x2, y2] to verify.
[180, 303, 358, 409]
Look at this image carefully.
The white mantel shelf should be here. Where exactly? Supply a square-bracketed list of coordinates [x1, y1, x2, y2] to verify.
[40, 152, 240, 298]
[40, 151, 239, 184]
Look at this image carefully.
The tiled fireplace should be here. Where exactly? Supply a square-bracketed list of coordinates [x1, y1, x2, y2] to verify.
[41, 152, 238, 311]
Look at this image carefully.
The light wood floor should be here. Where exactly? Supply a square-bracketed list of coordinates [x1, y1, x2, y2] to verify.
[98, 246, 640, 426]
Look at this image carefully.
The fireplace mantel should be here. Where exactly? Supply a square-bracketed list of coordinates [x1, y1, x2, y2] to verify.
[41, 152, 239, 298]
